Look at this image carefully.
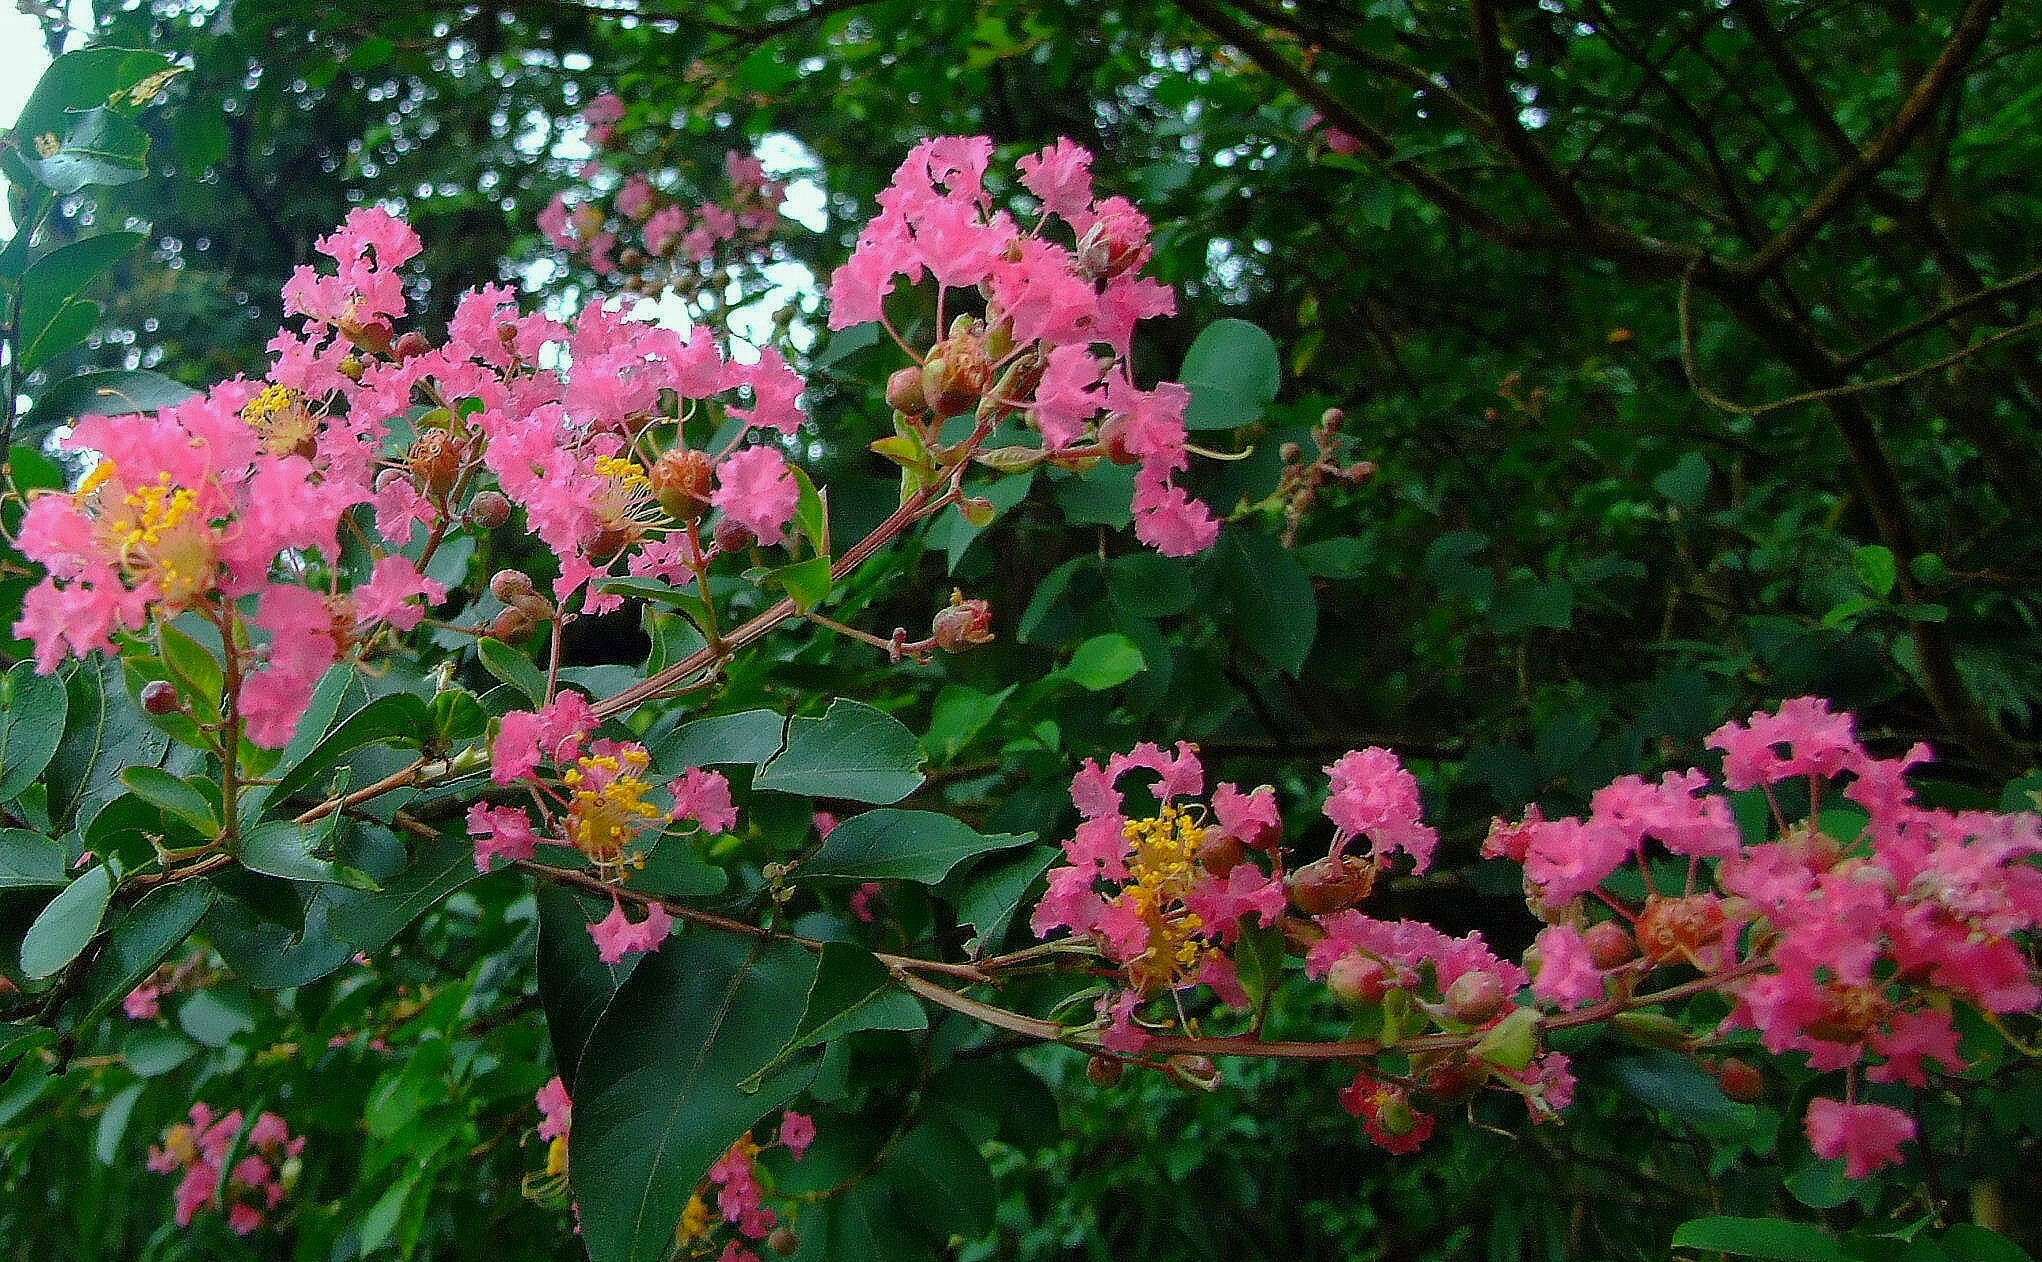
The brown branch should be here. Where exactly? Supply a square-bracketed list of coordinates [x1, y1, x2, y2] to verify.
[1734, 0, 2004, 279]
[1470, 0, 1595, 230]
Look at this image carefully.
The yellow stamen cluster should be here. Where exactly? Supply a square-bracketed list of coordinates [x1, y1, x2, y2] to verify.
[96, 471, 216, 606]
[119, 472, 199, 552]
[563, 746, 663, 864]
[678, 1193, 714, 1242]
[242, 383, 318, 456]
[1119, 806, 1214, 990]
[594, 454, 651, 488]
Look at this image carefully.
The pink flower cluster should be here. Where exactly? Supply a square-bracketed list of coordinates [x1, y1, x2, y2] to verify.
[828, 136, 1219, 556]
[472, 690, 736, 963]
[542, 144, 786, 283]
[689, 1111, 814, 1259]
[147, 1105, 303, 1234]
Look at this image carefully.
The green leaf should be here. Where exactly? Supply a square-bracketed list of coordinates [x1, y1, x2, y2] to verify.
[1939, 1226, 2038, 1262]
[1210, 529, 1316, 675]
[326, 835, 481, 955]
[1611, 1050, 1755, 1129]
[1490, 573, 1574, 634]
[763, 555, 833, 613]
[645, 708, 787, 775]
[890, 1116, 995, 1238]
[755, 699, 925, 804]
[1180, 318, 1281, 431]
[95, 1081, 145, 1164]
[1855, 544, 1899, 598]
[1669, 1217, 1849, 1261]
[79, 880, 214, 1025]
[571, 934, 819, 1262]
[263, 691, 430, 809]
[155, 620, 223, 720]
[947, 844, 1057, 952]
[803, 809, 1033, 883]
[17, 231, 145, 373]
[477, 638, 548, 707]
[49, 658, 168, 830]
[752, 942, 925, 1081]
[0, 661, 70, 804]
[1060, 633, 1146, 691]
[26, 369, 198, 426]
[118, 767, 219, 838]
[177, 988, 255, 1047]
[0, 830, 66, 889]
[536, 884, 639, 1082]
[789, 463, 830, 557]
[1653, 451, 1711, 507]
[922, 685, 1012, 764]
[20, 864, 114, 979]
[1109, 553, 1195, 617]
[239, 820, 377, 888]
[12, 47, 173, 144]
[27, 106, 151, 197]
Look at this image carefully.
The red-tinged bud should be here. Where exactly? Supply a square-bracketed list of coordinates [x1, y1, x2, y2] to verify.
[886, 365, 927, 415]
[1086, 1055, 1125, 1087]
[648, 448, 715, 522]
[1319, 407, 1346, 433]
[1583, 920, 1636, 969]
[1197, 831, 1245, 878]
[1096, 413, 1141, 466]
[1445, 971, 1509, 1025]
[713, 517, 757, 554]
[1414, 1052, 1484, 1102]
[1165, 1054, 1220, 1092]
[1339, 461, 1377, 484]
[1288, 855, 1376, 916]
[1712, 1057, 1764, 1102]
[393, 330, 432, 361]
[140, 680, 181, 715]
[1373, 1093, 1420, 1137]
[345, 317, 395, 355]
[467, 490, 511, 530]
[1636, 893, 1727, 965]
[766, 1227, 798, 1256]
[931, 593, 994, 653]
[407, 429, 464, 497]
[1326, 954, 1390, 1005]
[1279, 441, 1303, 465]
[490, 569, 537, 603]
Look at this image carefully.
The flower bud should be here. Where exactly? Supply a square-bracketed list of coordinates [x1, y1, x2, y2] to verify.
[490, 569, 537, 603]
[886, 365, 927, 415]
[1095, 413, 1141, 466]
[1287, 855, 1376, 916]
[767, 1227, 798, 1256]
[648, 448, 715, 522]
[344, 317, 395, 355]
[1086, 1054, 1124, 1087]
[1326, 954, 1390, 1005]
[393, 330, 432, 361]
[486, 608, 532, 641]
[1372, 1092, 1421, 1137]
[467, 490, 511, 530]
[1197, 831, 1244, 878]
[1712, 1057, 1764, 1103]
[407, 429, 464, 497]
[1445, 971, 1508, 1025]
[1165, 1054, 1220, 1092]
[931, 593, 994, 652]
[1413, 1052, 1483, 1102]
[140, 680, 181, 715]
[712, 517, 756, 554]
[1582, 920, 1636, 969]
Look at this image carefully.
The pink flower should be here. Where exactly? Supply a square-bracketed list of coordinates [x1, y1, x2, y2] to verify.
[1805, 1098, 1914, 1178]
[540, 194, 576, 249]
[1213, 783, 1281, 848]
[355, 555, 445, 632]
[590, 899, 674, 965]
[670, 768, 738, 833]
[1706, 696, 1865, 790]
[1530, 925, 1604, 1008]
[124, 984, 162, 1020]
[730, 349, 806, 435]
[645, 204, 688, 255]
[778, 1111, 816, 1158]
[536, 1076, 573, 1142]
[1131, 465, 1219, 557]
[712, 445, 800, 547]
[849, 882, 883, 922]
[1323, 747, 1438, 872]
[1017, 137, 1096, 223]
[617, 174, 656, 221]
[491, 690, 597, 785]
[1030, 344, 1103, 449]
[468, 803, 539, 873]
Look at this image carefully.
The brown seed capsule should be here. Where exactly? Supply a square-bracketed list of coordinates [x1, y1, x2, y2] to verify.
[407, 429, 464, 497]
[1712, 1057, 1764, 1103]
[1165, 1054, 1220, 1092]
[486, 607, 532, 642]
[140, 680, 181, 715]
[712, 517, 756, 554]
[930, 594, 994, 652]
[1197, 831, 1245, 878]
[1086, 1055, 1125, 1087]
[1287, 855, 1376, 916]
[886, 365, 927, 415]
[648, 448, 715, 522]
[1582, 920, 1637, 969]
[467, 490, 511, 530]
[393, 330, 432, 361]
[766, 1227, 798, 1256]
